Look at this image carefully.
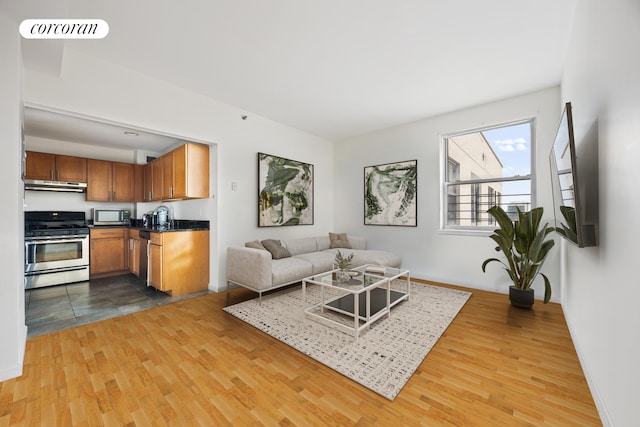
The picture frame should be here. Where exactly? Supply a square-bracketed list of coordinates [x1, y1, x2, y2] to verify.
[258, 153, 314, 227]
[364, 159, 417, 226]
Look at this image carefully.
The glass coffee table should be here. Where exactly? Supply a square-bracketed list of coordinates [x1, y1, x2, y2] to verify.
[301, 264, 410, 340]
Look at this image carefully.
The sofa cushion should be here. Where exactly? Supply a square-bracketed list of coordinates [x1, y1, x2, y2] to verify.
[322, 249, 401, 268]
[245, 240, 267, 251]
[316, 235, 331, 251]
[329, 232, 351, 249]
[271, 257, 313, 286]
[282, 237, 317, 256]
[294, 251, 335, 274]
[347, 235, 367, 250]
[261, 239, 292, 259]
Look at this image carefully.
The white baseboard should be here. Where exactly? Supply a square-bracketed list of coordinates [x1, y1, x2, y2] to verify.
[561, 305, 613, 427]
[0, 324, 27, 382]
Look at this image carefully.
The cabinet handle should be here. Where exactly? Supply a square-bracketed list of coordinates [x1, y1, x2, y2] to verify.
[169, 185, 173, 199]
[113, 191, 116, 201]
[50, 170, 54, 180]
[56, 170, 60, 180]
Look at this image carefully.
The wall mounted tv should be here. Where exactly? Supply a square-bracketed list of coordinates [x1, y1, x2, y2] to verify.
[549, 102, 598, 247]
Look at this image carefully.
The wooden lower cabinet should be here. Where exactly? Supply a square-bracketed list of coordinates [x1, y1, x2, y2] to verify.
[90, 228, 129, 278]
[129, 229, 142, 277]
[148, 230, 209, 296]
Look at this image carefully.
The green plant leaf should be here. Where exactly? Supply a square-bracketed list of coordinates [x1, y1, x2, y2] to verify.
[482, 205, 556, 301]
[542, 273, 552, 303]
[482, 257, 504, 272]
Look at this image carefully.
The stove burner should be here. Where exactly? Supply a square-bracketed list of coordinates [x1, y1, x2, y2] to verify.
[25, 211, 89, 238]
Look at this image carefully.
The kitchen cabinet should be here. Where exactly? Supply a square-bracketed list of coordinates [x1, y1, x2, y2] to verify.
[150, 143, 209, 201]
[90, 227, 129, 278]
[151, 157, 164, 201]
[128, 229, 142, 276]
[148, 230, 209, 296]
[25, 151, 87, 182]
[134, 164, 145, 203]
[143, 163, 153, 202]
[86, 159, 135, 202]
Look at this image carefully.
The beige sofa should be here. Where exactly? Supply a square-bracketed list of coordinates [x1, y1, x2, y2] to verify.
[226, 234, 401, 301]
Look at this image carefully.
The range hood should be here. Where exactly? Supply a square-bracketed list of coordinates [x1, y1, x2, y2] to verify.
[24, 179, 87, 193]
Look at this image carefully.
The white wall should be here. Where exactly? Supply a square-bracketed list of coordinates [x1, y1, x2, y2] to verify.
[560, 0, 640, 425]
[335, 87, 562, 300]
[0, 14, 27, 382]
[22, 48, 334, 294]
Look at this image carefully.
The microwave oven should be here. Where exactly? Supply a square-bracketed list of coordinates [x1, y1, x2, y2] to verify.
[92, 208, 131, 226]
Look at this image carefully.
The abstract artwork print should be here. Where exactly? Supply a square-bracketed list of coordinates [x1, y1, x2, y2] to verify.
[258, 153, 314, 227]
[364, 160, 417, 226]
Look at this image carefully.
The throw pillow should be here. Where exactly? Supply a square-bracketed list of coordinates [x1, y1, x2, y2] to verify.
[245, 240, 267, 251]
[261, 239, 292, 259]
[329, 232, 351, 249]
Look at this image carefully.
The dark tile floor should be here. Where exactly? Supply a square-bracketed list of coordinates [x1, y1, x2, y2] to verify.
[25, 274, 210, 338]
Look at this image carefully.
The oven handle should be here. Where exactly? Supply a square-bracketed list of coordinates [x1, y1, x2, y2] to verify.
[25, 235, 89, 243]
[25, 242, 37, 265]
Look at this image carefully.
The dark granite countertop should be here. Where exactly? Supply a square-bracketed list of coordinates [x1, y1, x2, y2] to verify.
[129, 219, 210, 232]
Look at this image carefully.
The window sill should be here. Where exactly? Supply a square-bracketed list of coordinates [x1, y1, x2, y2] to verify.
[438, 227, 494, 237]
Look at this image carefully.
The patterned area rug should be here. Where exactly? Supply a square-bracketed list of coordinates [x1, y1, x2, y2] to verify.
[224, 281, 471, 400]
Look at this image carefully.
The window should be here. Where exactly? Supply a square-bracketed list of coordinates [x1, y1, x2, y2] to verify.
[447, 159, 460, 224]
[441, 119, 535, 231]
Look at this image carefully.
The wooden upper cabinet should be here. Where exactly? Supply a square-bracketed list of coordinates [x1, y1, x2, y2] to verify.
[148, 143, 209, 201]
[134, 164, 145, 203]
[161, 153, 173, 199]
[175, 143, 209, 200]
[25, 151, 87, 182]
[56, 155, 87, 182]
[86, 159, 135, 202]
[25, 152, 55, 180]
[143, 163, 153, 202]
[26, 143, 207, 203]
[112, 162, 135, 202]
[86, 159, 112, 201]
[172, 144, 188, 199]
[151, 157, 164, 201]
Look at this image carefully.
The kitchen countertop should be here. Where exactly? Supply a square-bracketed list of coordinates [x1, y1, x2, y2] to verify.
[91, 219, 210, 232]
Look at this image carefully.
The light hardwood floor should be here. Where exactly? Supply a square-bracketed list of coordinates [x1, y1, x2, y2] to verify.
[1, 280, 601, 426]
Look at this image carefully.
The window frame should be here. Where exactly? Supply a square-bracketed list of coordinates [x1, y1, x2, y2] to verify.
[439, 118, 537, 234]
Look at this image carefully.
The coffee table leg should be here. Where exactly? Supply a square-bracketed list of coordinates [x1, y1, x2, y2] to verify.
[387, 279, 391, 319]
[354, 292, 359, 341]
[302, 280, 306, 307]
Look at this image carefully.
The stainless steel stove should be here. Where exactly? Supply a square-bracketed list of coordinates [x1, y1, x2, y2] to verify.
[25, 211, 90, 289]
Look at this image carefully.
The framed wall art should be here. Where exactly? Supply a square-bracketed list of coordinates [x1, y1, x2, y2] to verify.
[364, 159, 417, 226]
[258, 153, 314, 227]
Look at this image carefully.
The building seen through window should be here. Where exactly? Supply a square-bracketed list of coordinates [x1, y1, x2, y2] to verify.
[442, 120, 534, 230]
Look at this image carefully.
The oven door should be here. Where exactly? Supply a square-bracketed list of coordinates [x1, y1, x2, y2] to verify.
[25, 235, 89, 273]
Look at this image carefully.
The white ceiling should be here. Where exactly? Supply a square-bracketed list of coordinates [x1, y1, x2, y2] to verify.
[5, 0, 577, 143]
[23, 107, 183, 152]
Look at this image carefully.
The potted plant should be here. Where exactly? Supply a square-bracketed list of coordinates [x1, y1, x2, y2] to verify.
[334, 250, 354, 283]
[481, 206, 555, 308]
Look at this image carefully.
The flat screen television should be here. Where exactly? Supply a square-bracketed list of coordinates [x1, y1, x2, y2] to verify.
[549, 102, 598, 247]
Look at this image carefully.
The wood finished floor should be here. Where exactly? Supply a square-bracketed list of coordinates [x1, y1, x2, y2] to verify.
[1, 280, 601, 426]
